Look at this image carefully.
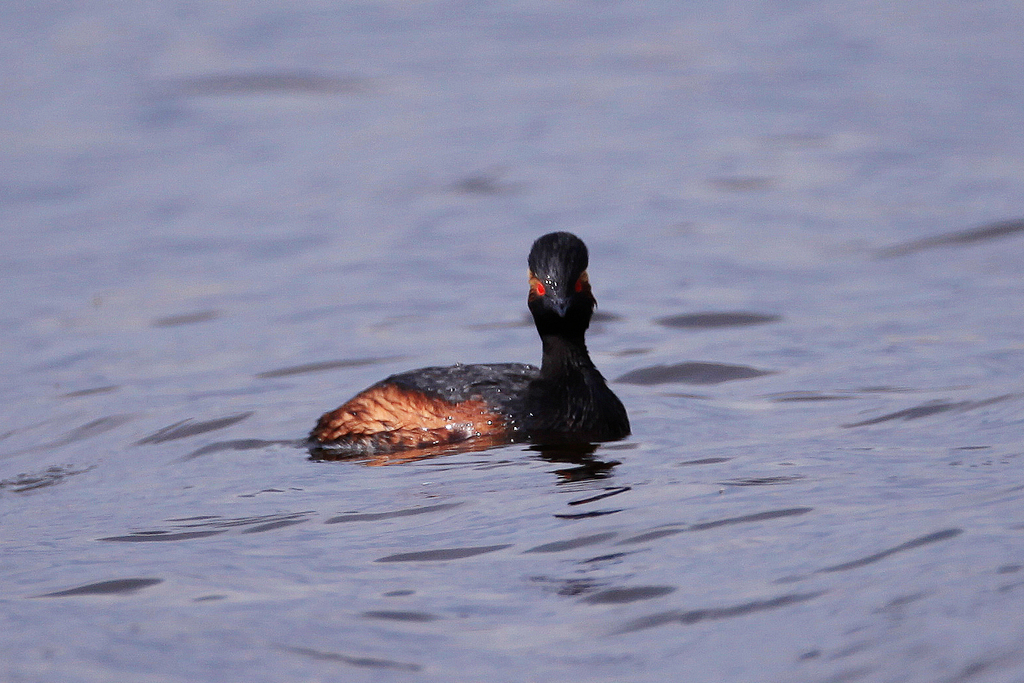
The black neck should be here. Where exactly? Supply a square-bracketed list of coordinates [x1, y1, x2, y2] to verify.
[539, 333, 597, 380]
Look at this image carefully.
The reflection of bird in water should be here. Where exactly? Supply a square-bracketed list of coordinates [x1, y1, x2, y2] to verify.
[529, 443, 620, 483]
[308, 232, 629, 461]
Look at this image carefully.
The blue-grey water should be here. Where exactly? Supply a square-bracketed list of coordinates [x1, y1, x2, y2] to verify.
[4, 1, 1024, 681]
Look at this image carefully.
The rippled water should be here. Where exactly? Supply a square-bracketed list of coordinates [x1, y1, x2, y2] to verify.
[4, 1, 1024, 681]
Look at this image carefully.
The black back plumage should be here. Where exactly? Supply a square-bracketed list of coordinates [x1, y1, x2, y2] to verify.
[383, 362, 537, 424]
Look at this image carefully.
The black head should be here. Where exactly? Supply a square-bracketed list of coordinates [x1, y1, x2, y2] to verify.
[527, 232, 595, 335]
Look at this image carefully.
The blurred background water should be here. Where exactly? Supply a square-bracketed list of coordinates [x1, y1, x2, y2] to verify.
[3, 1, 1024, 681]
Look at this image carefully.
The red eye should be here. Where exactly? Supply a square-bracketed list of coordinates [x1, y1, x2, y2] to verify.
[528, 272, 546, 299]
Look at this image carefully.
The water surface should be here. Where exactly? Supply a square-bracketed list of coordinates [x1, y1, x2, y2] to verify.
[3, 1, 1024, 681]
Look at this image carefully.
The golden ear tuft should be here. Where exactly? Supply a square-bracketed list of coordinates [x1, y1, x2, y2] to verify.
[574, 270, 590, 293]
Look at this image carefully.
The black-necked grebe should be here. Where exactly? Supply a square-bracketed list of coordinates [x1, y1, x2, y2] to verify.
[308, 232, 629, 457]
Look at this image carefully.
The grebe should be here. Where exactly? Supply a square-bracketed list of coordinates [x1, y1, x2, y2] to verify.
[308, 232, 629, 458]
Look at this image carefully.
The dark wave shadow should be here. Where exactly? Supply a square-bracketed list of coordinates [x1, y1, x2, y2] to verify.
[554, 509, 623, 520]
[98, 511, 314, 542]
[877, 218, 1024, 257]
[182, 439, 299, 461]
[524, 532, 618, 554]
[677, 457, 732, 466]
[257, 356, 405, 379]
[152, 310, 221, 327]
[718, 475, 806, 487]
[656, 312, 782, 329]
[48, 415, 134, 448]
[708, 176, 775, 192]
[843, 394, 1016, 428]
[528, 576, 609, 597]
[611, 590, 826, 634]
[277, 645, 421, 672]
[326, 502, 463, 524]
[689, 507, 813, 531]
[136, 412, 253, 445]
[818, 528, 962, 573]
[617, 362, 774, 385]
[361, 610, 441, 622]
[59, 385, 120, 398]
[99, 530, 227, 542]
[375, 544, 512, 563]
[34, 578, 163, 598]
[580, 551, 634, 563]
[592, 310, 623, 323]
[449, 167, 522, 196]
[568, 486, 632, 506]
[583, 586, 677, 604]
[616, 527, 687, 544]
[617, 507, 813, 545]
[0, 464, 94, 493]
[240, 519, 309, 534]
[765, 391, 855, 402]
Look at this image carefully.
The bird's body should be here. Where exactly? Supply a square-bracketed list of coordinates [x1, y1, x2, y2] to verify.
[308, 232, 629, 458]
